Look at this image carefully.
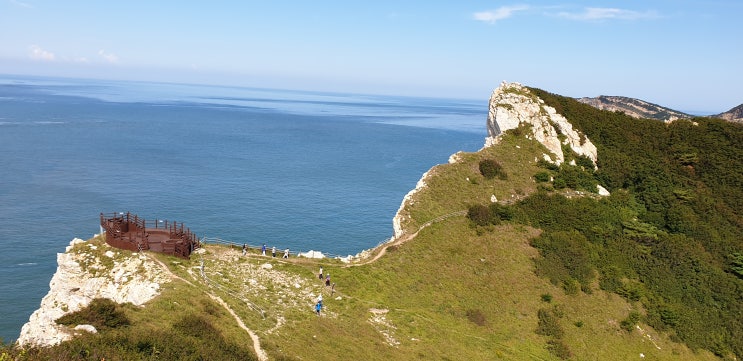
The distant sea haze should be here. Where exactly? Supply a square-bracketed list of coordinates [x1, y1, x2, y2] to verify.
[0, 74, 486, 342]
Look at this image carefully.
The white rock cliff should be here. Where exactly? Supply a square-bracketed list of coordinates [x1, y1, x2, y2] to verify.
[485, 81, 598, 167]
[17, 237, 169, 347]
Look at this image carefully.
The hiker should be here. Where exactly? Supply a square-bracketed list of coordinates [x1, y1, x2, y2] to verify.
[319, 266, 323, 280]
[272, 246, 276, 257]
[315, 301, 322, 315]
[283, 248, 289, 259]
[325, 274, 331, 287]
[242, 244, 247, 256]
[317, 294, 323, 304]
[261, 244, 267, 256]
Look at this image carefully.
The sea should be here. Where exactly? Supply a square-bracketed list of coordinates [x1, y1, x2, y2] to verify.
[0, 74, 486, 342]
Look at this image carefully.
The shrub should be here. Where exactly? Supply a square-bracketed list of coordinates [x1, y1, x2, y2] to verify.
[547, 339, 573, 360]
[479, 159, 507, 180]
[467, 205, 491, 226]
[466, 309, 487, 326]
[536, 308, 564, 339]
[730, 253, 743, 279]
[534, 171, 551, 183]
[488, 203, 515, 221]
[541, 293, 553, 303]
[56, 298, 130, 330]
[537, 159, 560, 171]
[620, 311, 641, 332]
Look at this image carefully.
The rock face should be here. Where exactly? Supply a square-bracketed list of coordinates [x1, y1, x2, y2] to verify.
[392, 169, 431, 239]
[577, 95, 690, 122]
[17, 237, 169, 347]
[713, 103, 743, 124]
[486, 81, 597, 167]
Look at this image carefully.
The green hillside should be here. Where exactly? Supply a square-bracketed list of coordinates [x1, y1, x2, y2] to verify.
[3, 90, 742, 360]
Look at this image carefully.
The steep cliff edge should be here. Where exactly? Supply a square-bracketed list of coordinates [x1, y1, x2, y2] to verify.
[392, 81, 605, 239]
[18, 237, 168, 347]
[486, 81, 597, 167]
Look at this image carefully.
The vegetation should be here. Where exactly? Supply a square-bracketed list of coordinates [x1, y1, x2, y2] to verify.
[478, 158, 507, 180]
[56, 298, 130, 331]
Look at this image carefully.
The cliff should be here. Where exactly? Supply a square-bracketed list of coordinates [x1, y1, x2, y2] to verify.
[18, 237, 168, 347]
[713, 103, 743, 124]
[577, 95, 690, 122]
[485, 81, 598, 168]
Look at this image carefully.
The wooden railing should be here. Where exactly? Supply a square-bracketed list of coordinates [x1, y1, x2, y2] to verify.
[100, 212, 200, 259]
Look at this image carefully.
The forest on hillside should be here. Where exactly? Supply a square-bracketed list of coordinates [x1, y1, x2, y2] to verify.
[472, 89, 743, 359]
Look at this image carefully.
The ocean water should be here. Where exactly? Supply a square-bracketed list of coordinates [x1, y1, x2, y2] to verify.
[0, 74, 486, 342]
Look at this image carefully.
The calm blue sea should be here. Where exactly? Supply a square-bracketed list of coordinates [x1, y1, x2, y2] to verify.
[0, 74, 486, 342]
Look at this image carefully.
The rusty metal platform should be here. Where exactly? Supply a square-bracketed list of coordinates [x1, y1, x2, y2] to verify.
[99, 212, 200, 259]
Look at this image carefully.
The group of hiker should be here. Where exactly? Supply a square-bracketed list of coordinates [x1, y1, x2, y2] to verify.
[315, 266, 336, 315]
[238, 243, 334, 316]
[242, 243, 290, 259]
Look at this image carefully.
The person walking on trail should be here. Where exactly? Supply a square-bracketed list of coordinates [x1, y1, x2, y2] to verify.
[325, 274, 331, 287]
[261, 244, 266, 256]
[315, 301, 322, 316]
[283, 248, 289, 259]
[242, 244, 247, 256]
[319, 266, 324, 280]
[272, 246, 276, 257]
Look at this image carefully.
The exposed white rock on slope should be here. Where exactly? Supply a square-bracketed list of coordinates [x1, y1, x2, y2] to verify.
[485, 81, 597, 167]
[18, 237, 169, 347]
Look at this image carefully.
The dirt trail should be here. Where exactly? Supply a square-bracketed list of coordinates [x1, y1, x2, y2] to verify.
[146, 253, 268, 361]
[347, 209, 467, 267]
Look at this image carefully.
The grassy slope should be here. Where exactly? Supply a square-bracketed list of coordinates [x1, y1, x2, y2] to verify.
[165, 133, 717, 360]
[7, 132, 723, 360]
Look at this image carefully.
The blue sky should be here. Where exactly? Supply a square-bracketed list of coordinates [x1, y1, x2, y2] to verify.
[1, 1, 740, 113]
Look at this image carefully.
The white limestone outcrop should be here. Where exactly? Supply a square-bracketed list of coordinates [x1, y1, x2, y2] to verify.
[392, 169, 431, 239]
[485, 81, 598, 168]
[18, 237, 169, 347]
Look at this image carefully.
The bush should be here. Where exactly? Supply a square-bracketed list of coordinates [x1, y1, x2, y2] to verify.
[56, 298, 130, 330]
[536, 308, 564, 339]
[620, 311, 641, 332]
[466, 309, 487, 326]
[467, 205, 491, 226]
[479, 159, 507, 180]
[537, 159, 560, 171]
[547, 339, 573, 360]
[488, 203, 515, 221]
[534, 171, 551, 183]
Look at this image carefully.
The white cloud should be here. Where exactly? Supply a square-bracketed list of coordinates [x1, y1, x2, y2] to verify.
[10, 0, 33, 8]
[474, 5, 529, 24]
[556, 7, 658, 21]
[98, 50, 119, 64]
[28, 45, 55, 61]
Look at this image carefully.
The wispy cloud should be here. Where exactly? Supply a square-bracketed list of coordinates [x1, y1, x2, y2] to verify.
[10, 0, 33, 8]
[28, 45, 55, 61]
[98, 49, 119, 64]
[555, 7, 659, 21]
[473, 5, 529, 24]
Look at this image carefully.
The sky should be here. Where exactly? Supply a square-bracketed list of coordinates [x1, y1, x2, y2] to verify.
[1, 1, 741, 113]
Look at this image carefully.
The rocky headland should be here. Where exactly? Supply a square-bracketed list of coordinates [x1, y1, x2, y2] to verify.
[18, 237, 169, 347]
[577, 95, 691, 122]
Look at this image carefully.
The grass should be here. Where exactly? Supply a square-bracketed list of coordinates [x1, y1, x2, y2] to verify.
[4, 131, 724, 360]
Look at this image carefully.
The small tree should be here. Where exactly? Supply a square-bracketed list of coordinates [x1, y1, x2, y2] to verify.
[479, 159, 507, 180]
[467, 205, 491, 226]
